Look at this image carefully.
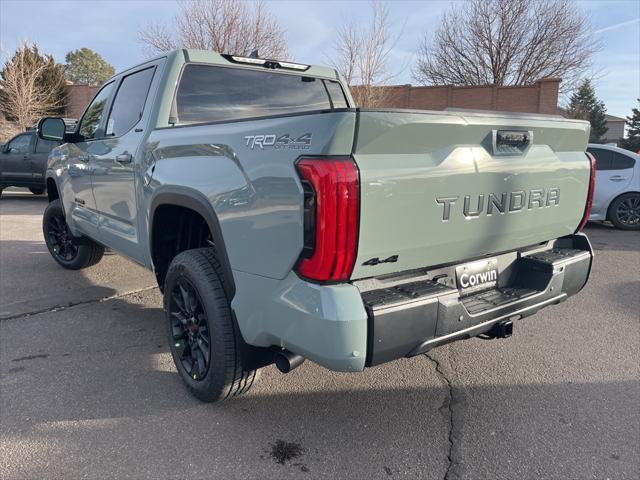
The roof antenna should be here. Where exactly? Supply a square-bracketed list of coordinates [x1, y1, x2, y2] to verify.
[249, 49, 259, 58]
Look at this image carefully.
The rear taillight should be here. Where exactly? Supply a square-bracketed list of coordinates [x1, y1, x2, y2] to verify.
[295, 156, 359, 282]
[577, 151, 597, 232]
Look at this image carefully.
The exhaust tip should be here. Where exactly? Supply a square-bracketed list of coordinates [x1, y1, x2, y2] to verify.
[274, 350, 305, 373]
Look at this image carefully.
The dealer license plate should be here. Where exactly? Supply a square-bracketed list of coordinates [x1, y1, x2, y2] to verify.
[455, 258, 499, 295]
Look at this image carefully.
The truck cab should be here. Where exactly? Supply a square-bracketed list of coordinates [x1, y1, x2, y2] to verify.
[0, 130, 61, 195]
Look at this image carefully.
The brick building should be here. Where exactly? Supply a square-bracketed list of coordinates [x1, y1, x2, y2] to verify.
[351, 78, 561, 114]
[63, 77, 562, 120]
[65, 84, 100, 119]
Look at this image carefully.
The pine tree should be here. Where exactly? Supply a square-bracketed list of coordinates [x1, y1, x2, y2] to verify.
[64, 48, 115, 86]
[621, 99, 640, 153]
[567, 79, 608, 143]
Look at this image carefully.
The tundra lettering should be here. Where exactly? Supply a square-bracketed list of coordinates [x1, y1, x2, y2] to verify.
[437, 187, 562, 221]
[37, 49, 593, 403]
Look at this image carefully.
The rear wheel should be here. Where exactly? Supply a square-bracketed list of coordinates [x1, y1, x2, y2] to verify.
[30, 187, 45, 195]
[164, 248, 259, 402]
[42, 199, 105, 269]
[608, 192, 640, 230]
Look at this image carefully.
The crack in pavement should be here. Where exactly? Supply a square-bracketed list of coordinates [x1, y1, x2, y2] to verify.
[0, 286, 158, 321]
[425, 351, 461, 480]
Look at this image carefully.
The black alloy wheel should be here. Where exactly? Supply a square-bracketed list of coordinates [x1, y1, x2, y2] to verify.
[168, 276, 212, 381]
[163, 248, 260, 402]
[45, 212, 79, 262]
[615, 195, 640, 227]
[609, 192, 640, 230]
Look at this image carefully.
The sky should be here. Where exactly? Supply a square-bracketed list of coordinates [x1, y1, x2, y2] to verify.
[1, 0, 638, 118]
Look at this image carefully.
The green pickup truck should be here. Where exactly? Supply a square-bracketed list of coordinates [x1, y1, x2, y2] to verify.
[37, 50, 595, 402]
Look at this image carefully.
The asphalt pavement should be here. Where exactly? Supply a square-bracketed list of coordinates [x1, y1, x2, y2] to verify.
[1, 188, 638, 479]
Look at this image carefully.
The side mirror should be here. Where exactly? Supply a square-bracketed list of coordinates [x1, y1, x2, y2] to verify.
[0, 144, 7, 153]
[37, 117, 67, 142]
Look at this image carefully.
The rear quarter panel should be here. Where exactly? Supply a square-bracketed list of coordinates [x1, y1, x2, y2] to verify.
[142, 111, 356, 279]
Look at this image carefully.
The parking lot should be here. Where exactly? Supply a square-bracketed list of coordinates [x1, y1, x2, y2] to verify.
[1, 188, 638, 480]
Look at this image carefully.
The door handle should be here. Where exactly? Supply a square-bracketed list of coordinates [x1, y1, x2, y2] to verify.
[609, 175, 626, 182]
[116, 153, 132, 164]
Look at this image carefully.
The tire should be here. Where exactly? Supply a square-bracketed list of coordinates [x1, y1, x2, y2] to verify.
[42, 199, 105, 269]
[30, 187, 45, 195]
[164, 248, 260, 402]
[608, 192, 640, 230]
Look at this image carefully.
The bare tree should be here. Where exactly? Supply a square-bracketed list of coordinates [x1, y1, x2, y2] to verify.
[0, 114, 21, 144]
[331, 1, 400, 107]
[0, 42, 66, 132]
[413, 0, 600, 94]
[139, 0, 289, 59]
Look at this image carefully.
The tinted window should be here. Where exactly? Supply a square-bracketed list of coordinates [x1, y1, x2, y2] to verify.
[79, 81, 114, 140]
[611, 152, 635, 169]
[176, 65, 334, 124]
[7, 134, 31, 154]
[325, 80, 348, 108]
[588, 148, 636, 170]
[106, 67, 155, 136]
[35, 138, 60, 153]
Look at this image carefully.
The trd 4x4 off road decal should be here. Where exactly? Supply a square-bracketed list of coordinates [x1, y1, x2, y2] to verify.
[244, 133, 312, 150]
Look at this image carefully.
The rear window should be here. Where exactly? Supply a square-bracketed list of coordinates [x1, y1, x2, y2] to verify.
[175, 64, 348, 124]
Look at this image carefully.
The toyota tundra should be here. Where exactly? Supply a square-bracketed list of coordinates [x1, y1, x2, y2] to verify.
[36, 50, 595, 402]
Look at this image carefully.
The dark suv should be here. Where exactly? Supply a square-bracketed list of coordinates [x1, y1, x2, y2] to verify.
[0, 130, 61, 196]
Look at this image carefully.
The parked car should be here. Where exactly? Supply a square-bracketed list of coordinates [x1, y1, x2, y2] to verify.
[36, 49, 594, 402]
[0, 130, 61, 196]
[587, 143, 640, 230]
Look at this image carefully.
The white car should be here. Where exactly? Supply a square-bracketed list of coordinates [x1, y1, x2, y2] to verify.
[587, 144, 640, 230]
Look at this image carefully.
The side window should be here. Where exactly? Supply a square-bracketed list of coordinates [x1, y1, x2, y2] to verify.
[106, 67, 155, 137]
[610, 152, 635, 170]
[588, 148, 612, 170]
[324, 80, 349, 108]
[35, 138, 60, 154]
[588, 148, 636, 171]
[78, 81, 115, 140]
[7, 134, 32, 154]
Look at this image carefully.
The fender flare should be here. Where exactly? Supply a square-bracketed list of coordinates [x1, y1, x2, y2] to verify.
[45, 171, 61, 202]
[149, 186, 236, 299]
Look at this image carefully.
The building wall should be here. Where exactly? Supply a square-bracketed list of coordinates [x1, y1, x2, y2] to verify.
[604, 120, 626, 144]
[351, 78, 561, 114]
[65, 85, 100, 119]
[64, 78, 561, 121]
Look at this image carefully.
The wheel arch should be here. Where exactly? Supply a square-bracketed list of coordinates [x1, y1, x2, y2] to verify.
[149, 186, 235, 299]
[45, 174, 60, 203]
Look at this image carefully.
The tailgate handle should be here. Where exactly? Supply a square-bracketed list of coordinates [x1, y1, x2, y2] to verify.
[492, 130, 533, 155]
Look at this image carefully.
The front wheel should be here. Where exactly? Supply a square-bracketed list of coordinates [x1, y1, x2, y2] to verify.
[608, 192, 640, 230]
[42, 199, 105, 269]
[164, 248, 260, 402]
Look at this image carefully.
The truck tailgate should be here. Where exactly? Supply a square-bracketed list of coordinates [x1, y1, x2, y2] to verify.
[351, 109, 591, 279]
